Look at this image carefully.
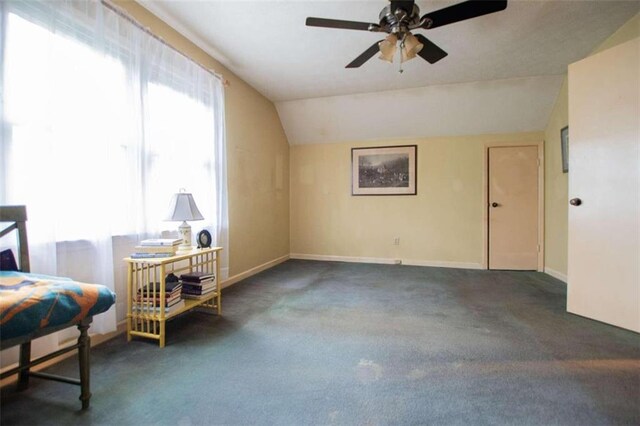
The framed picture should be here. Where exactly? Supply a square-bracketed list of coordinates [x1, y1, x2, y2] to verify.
[351, 145, 417, 195]
[561, 126, 569, 173]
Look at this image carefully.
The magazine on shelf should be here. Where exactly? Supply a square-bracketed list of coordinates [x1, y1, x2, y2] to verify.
[137, 292, 182, 305]
[134, 245, 178, 254]
[181, 290, 216, 300]
[182, 282, 216, 292]
[181, 278, 215, 286]
[181, 285, 216, 296]
[139, 238, 183, 247]
[130, 252, 174, 259]
[180, 271, 215, 282]
[134, 299, 186, 314]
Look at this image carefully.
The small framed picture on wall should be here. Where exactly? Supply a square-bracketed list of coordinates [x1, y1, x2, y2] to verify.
[561, 126, 569, 173]
[351, 145, 417, 195]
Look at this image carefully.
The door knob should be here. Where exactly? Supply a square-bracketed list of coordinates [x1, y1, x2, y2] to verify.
[570, 198, 582, 206]
[491, 202, 499, 208]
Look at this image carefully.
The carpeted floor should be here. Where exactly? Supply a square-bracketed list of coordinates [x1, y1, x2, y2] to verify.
[1, 260, 639, 425]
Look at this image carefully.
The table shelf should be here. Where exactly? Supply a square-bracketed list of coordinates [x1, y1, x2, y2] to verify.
[124, 247, 222, 347]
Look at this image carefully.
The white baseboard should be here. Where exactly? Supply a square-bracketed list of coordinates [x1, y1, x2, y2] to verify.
[221, 254, 290, 288]
[290, 253, 483, 270]
[544, 267, 567, 283]
[290, 253, 398, 265]
[402, 259, 484, 270]
[220, 267, 230, 281]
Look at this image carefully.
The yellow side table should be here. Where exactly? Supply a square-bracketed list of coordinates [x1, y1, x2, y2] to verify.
[124, 247, 222, 347]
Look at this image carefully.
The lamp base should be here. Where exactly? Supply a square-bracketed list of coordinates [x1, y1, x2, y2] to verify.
[177, 221, 193, 252]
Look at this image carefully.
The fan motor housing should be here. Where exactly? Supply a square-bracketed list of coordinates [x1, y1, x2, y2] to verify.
[379, 3, 422, 34]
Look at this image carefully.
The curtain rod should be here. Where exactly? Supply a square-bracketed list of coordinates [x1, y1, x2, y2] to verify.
[101, 0, 230, 87]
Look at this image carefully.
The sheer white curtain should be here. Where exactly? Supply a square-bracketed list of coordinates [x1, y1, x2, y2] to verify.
[0, 0, 228, 364]
[141, 30, 229, 269]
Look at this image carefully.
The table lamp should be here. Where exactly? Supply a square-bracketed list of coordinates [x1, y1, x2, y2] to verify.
[165, 189, 204, 252]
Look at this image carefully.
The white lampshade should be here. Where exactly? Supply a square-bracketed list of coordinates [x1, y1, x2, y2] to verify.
[165, 190, 204, 252]
[378, 34, 398, 63]
[165, 190, 204, 222]
[401, 33, 424, 63]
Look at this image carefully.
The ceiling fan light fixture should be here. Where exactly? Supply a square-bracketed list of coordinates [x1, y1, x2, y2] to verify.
[400, 33, 424, 63]
[307, 0, 508, 69]
[378, 33, 398, 63]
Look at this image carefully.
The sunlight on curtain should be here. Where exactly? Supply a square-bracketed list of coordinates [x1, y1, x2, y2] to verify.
[0, 0, 228, 365]
[145, 84, 217, 230]
[5, 13, 131, 242]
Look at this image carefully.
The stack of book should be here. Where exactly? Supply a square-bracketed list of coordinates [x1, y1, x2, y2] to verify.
[136, 280, 185, 314]
[180, 271, 216, 300]
[130, 238, 183, 259]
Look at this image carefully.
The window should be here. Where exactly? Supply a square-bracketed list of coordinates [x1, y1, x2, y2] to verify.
[143, 83, 218, 230]
[0, 0, 228, 341]
[4, 13, 133, 241]
[1, 3, 227, 249]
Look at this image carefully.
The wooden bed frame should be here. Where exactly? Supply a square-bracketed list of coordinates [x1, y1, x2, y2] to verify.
[0, 206, 93, 410]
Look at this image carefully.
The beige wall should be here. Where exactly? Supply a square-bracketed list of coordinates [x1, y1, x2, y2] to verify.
[117, 1, 290, 278]
[291, 133, 542, 267]
[592, 13, 640, 55]
[119, 2, 637, 279]
[543, 13, 639, 280]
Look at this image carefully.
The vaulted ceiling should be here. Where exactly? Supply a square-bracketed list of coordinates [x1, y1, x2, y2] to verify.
[140, 1, 639, 143]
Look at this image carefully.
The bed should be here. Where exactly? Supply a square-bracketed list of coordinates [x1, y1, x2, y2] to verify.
[0, 206, 116, 409]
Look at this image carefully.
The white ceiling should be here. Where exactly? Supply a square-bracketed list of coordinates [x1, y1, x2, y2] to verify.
[140, 0, 638, 102]
[139, 1, 638, 144]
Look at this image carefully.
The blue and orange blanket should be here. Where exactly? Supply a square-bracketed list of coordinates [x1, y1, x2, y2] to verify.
[0, 271, 116, 345]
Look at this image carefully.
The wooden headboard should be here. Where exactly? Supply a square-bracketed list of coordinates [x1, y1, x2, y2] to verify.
[0, 205, 30, 273]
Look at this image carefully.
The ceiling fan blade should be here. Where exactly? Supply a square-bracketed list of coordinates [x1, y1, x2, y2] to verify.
[421, 0, 507, 29]
[306, 17, 374, 31]
[390, 0, 415, 15]
[414, 34, 448, 64]
[346, 41, 383, 68]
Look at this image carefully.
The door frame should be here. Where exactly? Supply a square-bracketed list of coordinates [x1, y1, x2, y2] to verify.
[482, 140, 545, 271]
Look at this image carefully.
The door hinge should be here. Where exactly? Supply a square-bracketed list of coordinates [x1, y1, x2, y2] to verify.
[537, 244, 540, 252]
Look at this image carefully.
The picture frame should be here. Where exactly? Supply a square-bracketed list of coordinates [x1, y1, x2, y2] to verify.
[561, 126, 569, 173]
[351, 145, 417, 196]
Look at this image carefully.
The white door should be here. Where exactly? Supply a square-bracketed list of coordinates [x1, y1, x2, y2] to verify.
[567, 38, 639, 332]
[488, 146, 539, 270]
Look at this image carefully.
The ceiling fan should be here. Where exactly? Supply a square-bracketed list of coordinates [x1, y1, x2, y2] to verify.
[306, 0, 507, 69]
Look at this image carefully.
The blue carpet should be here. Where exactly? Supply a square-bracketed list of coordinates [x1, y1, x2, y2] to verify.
[1, 260, 639, 425]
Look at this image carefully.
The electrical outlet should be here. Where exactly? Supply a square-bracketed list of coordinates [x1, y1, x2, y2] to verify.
[393, 237, 400, 245]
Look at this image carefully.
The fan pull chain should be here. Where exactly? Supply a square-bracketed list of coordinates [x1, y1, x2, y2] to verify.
[398, 40, 405, 73]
